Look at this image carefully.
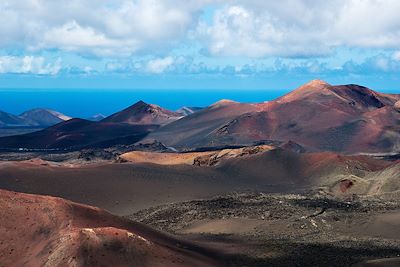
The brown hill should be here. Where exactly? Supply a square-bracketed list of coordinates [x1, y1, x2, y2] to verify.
[0, 101, 183, 150]
[0, 101, 180, 150]
[176, 106, 204, 116]
[102, 100, 182, 125]
[1, 81, 398, 153]
[119, 145, 275, 166]
[119, 146, 394, 197]
[149, 80, 400, 153]
[146, 99, 262, 150]
[0, 189, 222, 267]
[232, 80, 400, 153]
[0, 148, 394, 216]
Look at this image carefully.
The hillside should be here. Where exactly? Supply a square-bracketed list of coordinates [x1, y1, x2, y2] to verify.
[148, 80, 400, 153]
[102, 100, 182, 125]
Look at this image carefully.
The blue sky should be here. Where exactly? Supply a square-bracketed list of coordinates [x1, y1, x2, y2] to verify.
[0, 0, 400, 91]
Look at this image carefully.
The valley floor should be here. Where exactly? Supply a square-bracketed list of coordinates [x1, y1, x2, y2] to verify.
[129, 193, 400, 267]
[1, 149, 400, 266]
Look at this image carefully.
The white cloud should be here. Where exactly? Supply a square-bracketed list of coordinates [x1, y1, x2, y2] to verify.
[198, 0, 400, 58]
[374, 57, 390, 72]
[105, 56, 177, 74]
[41, 21, 126, 55]
[0, 56, 61, 75]
[0, 0, 209, 57]
[393, 51, 400, 61]
[197, 5, 300, 57]
[1, 0, 400, 60]
[145, 56, 175, 73]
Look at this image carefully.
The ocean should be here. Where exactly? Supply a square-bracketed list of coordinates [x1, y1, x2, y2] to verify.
[0, 89, 290, 118]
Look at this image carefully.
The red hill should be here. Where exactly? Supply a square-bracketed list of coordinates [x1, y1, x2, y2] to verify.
[149, 80, 400, 153]
[147, 99, 262, 150]
[0, 189, 221, 267]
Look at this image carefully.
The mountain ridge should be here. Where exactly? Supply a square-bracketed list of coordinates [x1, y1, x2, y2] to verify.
[146, 80, 400, 153]
[1, 80, 399, 153]
[102, 100, 183, 125]
[19, 108, 72, 126]
[0, 108, 71, 127]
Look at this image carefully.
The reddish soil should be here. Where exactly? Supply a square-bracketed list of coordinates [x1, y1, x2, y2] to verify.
[0, 189, 223, 267]
[148, 80, 400, 153]
[339, 179, 354, 193]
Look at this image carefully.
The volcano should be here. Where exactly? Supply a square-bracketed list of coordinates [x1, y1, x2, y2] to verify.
[0, 118, 158, 150]
[1, 81, 399, 153]
[102, 100, 182, 125]
[148, 80, 400, 153]
[147, 99, 262, 150]
[0, 110, 27, 127]
[0, 101, 182, 150]
[19, 108, 71, 126]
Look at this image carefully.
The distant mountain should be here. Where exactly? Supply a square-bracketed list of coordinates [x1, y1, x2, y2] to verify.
[0, 118, 158, 150]
[102, 100, 182, 125]
[19, 108, 71, 126]
[0, 108, 71, 129]
[0, 110, 27, 127]
[146, 99, 262, 150]
[0, 101, 184, 150]
[209, 99, 239, 107]
[88, 113, 106, 121]
[2, 81, 399, 153]
[176, 106, 204, 116]
[147, 80, 400, 153]
[212, 79, 400, 153]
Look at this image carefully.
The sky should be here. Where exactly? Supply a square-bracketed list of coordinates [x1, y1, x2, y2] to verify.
[0, 0, 400, 92]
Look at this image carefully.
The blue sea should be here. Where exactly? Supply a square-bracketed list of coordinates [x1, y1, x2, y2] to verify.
[0, 89, 290, 118]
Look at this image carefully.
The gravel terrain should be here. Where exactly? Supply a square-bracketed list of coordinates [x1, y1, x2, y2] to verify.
[129, 192, 400, 267]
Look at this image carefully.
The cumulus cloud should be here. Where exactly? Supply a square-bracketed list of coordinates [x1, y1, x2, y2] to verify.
[145, 57, 175, 73]
[0, 56, 61, 75]
[107, 56, 194, 74]
[198, 0, 400, 57]
[0, 0, 209, 57]
[341, 54, 400, 74]
[1, 0, 400, 59]
[392, 51, 400, 61]
[1, 0, 400, 77]
[41, 21, 130, 57]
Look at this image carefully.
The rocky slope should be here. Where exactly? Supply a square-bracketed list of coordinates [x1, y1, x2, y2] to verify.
[19, 108, 71, 126]
[102, 101, 182, 125]
[147, 80, 400, 153]
[0, 189, 223, 267]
